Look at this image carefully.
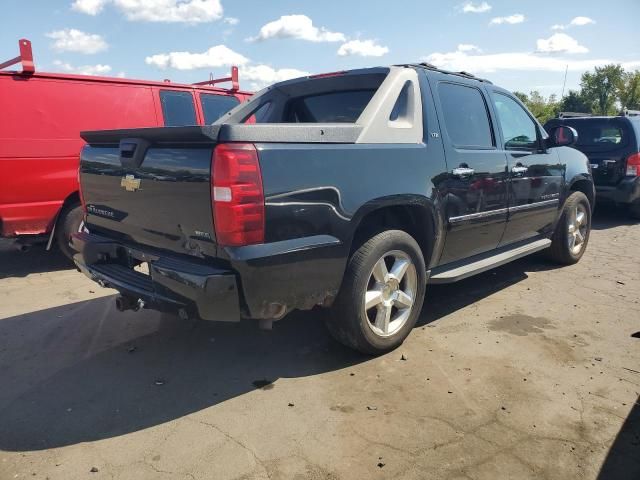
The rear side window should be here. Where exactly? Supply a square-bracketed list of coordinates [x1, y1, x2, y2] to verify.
[200, 94, 240, 124]
[438, 83, 493, 148]
[284, 90, 376, 123]
[492, 93, 539, 151]
[160, 90, 197, 126]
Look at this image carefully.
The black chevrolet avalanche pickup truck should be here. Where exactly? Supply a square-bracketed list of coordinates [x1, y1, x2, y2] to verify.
[72, 64, 595, 354]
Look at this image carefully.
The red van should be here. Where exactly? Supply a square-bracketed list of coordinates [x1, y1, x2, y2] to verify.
[0, 39, 251, 258]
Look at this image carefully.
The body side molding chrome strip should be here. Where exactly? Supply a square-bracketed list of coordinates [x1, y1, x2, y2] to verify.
[508, 198, 559, 213]
[449, 208, 507, 224]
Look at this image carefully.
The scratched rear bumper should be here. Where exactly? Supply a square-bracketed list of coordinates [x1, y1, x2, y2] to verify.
[71, 232, 241, 322]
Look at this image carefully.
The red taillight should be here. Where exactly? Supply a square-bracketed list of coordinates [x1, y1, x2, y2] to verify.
[626, 153, 640, 177]
[212, 143, 264, 247]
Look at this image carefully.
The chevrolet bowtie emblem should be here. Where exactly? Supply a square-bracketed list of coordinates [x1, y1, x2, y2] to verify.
[121, 174, 141, 192]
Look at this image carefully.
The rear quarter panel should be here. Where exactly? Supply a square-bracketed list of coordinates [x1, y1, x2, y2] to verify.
[230, 142, 447, 317]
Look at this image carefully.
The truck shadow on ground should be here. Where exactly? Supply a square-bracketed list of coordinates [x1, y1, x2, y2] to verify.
[597, 396, 640, 480]
[0, 253, 541, 452]
[0, 240, 71, 279]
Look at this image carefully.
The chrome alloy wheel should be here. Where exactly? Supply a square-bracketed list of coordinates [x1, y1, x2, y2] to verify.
[567, 203, 588, 255]
[363, 250, 418, 337]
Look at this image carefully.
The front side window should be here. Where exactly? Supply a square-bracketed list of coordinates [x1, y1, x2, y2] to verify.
[160, 90, 197, 126]
[438, 83, 493, 148]
[492, 93, 539, 150]
[200, 94, 240, 124]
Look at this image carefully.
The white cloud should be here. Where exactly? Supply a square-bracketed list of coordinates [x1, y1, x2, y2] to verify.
[71, 0, 109, 15]
[223, 16, 239, 25]
[570, 16, 595, 27]
[46, 29, 108, 54]
[536, 33, 588, 54]
[72, 0, 223, 23]
[423, 48, 640, 75]
[461, 1, 491, 13]
[552, 16, 596, 30]
[242, 65, 309, 90]
[248, 15, 345, 43]
[144, 44, 306, 89]
[145, 45, 248, 70]
[457, 43, 481, 53]
[490, 14, 525, 25]
[53, 60, 112, 75]
[337, 39, 389, 57]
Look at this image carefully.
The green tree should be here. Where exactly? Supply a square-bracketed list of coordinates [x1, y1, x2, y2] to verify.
[580, 64, 625, 115]
[513, 91, 529, 104]
[514, 90, 560, 124]
[620, 70, 640, 111]
[559, 90, 591, 114]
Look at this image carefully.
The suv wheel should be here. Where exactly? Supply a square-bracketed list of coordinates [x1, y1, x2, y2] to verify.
[548, 191, 591, 265]
[55, 202, 84, 260]
[325, 230, 426, 355]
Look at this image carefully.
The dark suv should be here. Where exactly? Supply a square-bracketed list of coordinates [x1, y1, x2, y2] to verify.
[545, 113, 640, 218]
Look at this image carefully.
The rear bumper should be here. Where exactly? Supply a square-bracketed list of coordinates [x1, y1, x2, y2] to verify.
[595, 177, 640, 205]
[71, 232, 241, 322]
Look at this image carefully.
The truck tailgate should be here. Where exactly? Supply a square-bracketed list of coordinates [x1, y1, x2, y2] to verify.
[79, 127, 219, 257]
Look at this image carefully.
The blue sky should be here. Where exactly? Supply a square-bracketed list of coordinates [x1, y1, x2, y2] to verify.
[2, 0, 639, 95]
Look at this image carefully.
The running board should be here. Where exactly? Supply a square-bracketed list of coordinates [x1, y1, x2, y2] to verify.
[429, 238, 551, 284]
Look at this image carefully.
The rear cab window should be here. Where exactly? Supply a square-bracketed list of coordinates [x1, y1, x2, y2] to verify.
[437, 82, 494, 148]
[160, 90, 197, 126]
[556, 119, 629, 151]
[228, 70, 389, 124]
[200, 93, 240, 124]
[284, 90, 376, 123]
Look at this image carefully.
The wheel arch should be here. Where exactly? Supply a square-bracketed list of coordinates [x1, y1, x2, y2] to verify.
[568, 176, 595, 211]
[348, 196, 443, 269]
[46, 190, 82, 251]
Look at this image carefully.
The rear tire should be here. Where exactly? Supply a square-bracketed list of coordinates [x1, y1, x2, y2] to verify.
[325, 230, 426, 355]
[547, 191, 591, 265]
[55, 202, 84, 261]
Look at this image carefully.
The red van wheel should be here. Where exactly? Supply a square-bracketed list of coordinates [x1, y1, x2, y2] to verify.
[55, 203, 84, 260]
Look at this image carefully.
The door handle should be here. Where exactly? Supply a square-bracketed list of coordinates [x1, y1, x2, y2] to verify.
[452, 167, 475, 177]
[511, 165, 528, 175]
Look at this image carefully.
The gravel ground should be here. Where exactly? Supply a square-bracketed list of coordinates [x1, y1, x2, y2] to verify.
[0, 206, 638, 480]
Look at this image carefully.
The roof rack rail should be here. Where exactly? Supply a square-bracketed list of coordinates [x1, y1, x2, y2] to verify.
[0, 38, 35, 74]
[558, 111, 592, 118]
[404, 62, 493, 84]
[621, 108, 640, 117]
[192, 66, 239, 90]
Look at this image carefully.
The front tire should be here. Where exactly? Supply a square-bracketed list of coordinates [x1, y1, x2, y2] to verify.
[55, 202, 84, 260]
[325, 230, 426, 355]
[547, 191, 591, 265]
